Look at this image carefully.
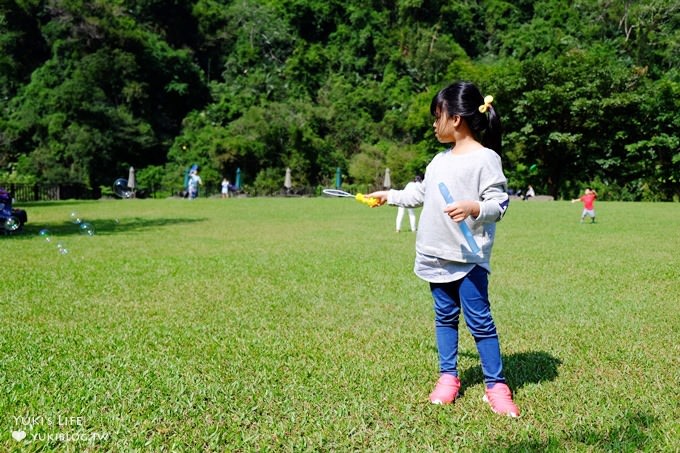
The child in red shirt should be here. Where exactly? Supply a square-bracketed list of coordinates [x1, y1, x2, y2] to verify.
[572, 188, 597, 223]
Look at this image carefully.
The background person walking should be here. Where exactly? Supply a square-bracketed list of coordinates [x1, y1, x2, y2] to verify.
[396, 176, 423, 232]
[187, 168, 202, 199]
[221, 178, 230, 198]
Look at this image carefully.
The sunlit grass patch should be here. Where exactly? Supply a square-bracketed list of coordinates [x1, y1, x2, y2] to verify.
[1, 198, 678, 451]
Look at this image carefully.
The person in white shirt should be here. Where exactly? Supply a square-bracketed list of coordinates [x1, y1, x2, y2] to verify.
[395, 176, 423, 232]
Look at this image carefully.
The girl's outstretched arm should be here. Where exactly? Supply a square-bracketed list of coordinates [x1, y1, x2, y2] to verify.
[364, 190, 389, 206]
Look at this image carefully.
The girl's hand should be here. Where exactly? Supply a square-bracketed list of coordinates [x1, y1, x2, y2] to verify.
[444, 200, 479, 222]
[364, 191, 388, 207]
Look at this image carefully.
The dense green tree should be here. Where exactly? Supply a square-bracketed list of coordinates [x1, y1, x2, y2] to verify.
[1, 0, 207, 189]
[0, 0, 49, 100]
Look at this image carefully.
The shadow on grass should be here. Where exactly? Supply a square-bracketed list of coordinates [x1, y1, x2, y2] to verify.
[17, 200, 97, 208]
[486, 411, 657, 452]
[459, 350, 562, 395]
[3, 216, 208, 240]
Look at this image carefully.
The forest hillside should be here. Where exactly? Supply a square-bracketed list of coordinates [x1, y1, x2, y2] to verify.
[1, 0, 678, 200]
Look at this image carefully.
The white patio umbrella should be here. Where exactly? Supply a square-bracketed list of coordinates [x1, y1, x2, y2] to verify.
[128, 166, 136, 198]
[284, 167, 292, 190]
[383, 168, 391, 189]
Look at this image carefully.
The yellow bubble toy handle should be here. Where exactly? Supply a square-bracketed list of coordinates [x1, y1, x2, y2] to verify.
[355, 193, 380, 207]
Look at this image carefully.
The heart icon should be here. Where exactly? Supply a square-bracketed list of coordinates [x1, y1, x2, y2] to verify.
[12, 430, 26, 441]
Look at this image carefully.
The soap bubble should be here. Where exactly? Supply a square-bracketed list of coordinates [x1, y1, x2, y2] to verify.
[70, 211, 82, 224]
[79, 222, 95, 236]
[39, 228, 52, 242]
[56, 242, 68, 255]
[4, 216, 20, 232]
[113, 178, 132, 198]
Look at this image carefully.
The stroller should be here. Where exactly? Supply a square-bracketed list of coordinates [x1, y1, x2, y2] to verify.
[0, 188, 28, 233]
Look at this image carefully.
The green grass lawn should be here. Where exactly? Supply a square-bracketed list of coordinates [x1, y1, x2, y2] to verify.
[1, 197, 679, 451]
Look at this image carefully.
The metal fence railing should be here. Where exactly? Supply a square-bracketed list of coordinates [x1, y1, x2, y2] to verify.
[2, 182, 368, 201]
[0, 183, 95, 201]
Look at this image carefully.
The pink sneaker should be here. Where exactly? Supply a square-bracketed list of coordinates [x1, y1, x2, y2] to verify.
[483, 383, 520, 417]
[429, 374, 461, 405]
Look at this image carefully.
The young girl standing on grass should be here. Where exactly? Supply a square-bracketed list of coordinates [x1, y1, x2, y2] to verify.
[366, 81, 519, 417]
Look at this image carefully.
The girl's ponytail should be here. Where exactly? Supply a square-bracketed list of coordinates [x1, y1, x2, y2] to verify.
[483, 103, 502, 154]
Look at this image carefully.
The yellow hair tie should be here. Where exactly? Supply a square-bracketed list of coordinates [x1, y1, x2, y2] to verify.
[478, 95, 494, 113]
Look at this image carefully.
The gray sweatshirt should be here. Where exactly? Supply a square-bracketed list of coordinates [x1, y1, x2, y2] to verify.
[387, 148, 509, 265]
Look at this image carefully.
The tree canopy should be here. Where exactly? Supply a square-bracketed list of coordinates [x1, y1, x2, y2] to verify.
[1, 0, 678, 200]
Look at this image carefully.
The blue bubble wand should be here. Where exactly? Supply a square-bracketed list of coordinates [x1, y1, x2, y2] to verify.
[438, 182, 482, 255]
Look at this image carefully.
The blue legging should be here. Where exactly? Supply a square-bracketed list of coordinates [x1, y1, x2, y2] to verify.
[430, 265, 505, 386]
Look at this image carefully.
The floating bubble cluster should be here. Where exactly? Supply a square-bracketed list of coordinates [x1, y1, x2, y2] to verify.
[35, 211, 97, 255]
